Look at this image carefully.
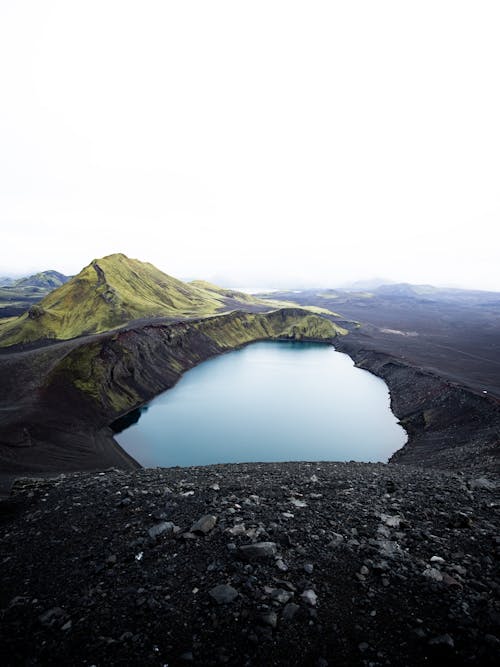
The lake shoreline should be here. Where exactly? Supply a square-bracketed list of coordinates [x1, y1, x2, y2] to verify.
[0, 309, 498, 495]
[114, 341, 406, 468]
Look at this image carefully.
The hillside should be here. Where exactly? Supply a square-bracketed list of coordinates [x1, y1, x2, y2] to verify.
[0, 255, 352, 348]
[44, 308, 346, 417]
[0, 254, 235, 346]
[260, 286, 500, 398]
[0, 271, 71, 318]
[12, 270, 69, 290]
[189, 279, 259, 304]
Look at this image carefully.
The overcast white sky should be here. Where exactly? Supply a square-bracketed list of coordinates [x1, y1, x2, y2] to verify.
[1, 1, 499, 289]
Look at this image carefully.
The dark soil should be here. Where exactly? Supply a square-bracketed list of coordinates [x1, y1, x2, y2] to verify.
[265, 289, 500, 399]
[1, 462, 499, 666]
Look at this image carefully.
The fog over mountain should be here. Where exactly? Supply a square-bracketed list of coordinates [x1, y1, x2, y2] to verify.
[1, 2, 499, 290]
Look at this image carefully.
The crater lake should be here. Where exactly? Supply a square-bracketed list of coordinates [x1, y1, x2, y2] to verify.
[114, 341, 407, 467]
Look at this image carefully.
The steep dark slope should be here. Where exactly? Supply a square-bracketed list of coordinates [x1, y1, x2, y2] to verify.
[334, 339, 500, 473]
[259, 287, 500, 398]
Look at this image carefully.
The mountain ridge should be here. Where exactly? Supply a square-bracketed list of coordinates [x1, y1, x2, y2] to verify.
[0, 254, 229, 346]
[12, 270, 70, 289]
[0, 254, 320, 347]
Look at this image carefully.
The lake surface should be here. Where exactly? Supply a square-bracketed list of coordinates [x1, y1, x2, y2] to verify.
[114, 341, 407, 467]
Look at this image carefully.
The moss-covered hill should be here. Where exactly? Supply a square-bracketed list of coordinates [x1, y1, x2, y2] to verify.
[12, 270, 70, 290]
[189, 280, 258, 303]
[0, 255, 279, 347]
[0, 271, 71, 319]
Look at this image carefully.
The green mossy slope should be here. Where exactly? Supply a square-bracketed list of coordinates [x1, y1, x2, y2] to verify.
[0, 255, 263, 346]
[189, 280, 258, 304]
[0, 255, 353, 347]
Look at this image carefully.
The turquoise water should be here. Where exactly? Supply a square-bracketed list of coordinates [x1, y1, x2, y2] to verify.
[114, 341, 407, 467]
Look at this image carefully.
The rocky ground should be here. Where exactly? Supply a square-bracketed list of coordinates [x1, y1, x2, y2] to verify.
[0, 461, 498, 666]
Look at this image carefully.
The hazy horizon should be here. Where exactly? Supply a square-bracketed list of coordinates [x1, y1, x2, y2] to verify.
[2, 254, 499, 294]
[2, 2, 499, 291]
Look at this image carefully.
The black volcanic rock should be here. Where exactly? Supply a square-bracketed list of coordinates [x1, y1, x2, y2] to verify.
[0, 462, 498, 666]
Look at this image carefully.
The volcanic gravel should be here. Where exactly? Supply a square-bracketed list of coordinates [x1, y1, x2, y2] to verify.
[0, 461, 499, 666]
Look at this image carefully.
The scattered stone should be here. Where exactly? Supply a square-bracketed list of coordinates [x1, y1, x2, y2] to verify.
[376, 539, 403, 559]
[2, 461, 498, 666]
[381, 514, 401, 528]
[270, 588, 293, 604]
[429, 633, 455, 648]
[441, 573, 462, 588]
[449, 512, 473, 528]
[484, 634, 500, 647]
[469, 477, 497, 491]
[276, 559, 288, 572]
[208, 584, 239, 605]
[239, 542, 277, 561]
[9, 596, 29, 607]
[327, 533, 344, 548]
[290, 498, 307, 508]
[423, 568, 444, 583]
[300, 589, 318, 606]
[259, 611, 278, 628]
[281, 602, 300, 621]
[39, 607, 66, 627]
[190, 514, 217, 534]
[148, 521, 175, 539]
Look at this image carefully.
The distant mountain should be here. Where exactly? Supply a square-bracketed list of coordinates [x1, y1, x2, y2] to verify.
[13, 270, 70, 289]
[374, 283, 439, 298]
[0, 270, 72, 319]
[372, 283, 500, 303]
[339, 278, 395, 291]
[0, 254, 272, 346]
